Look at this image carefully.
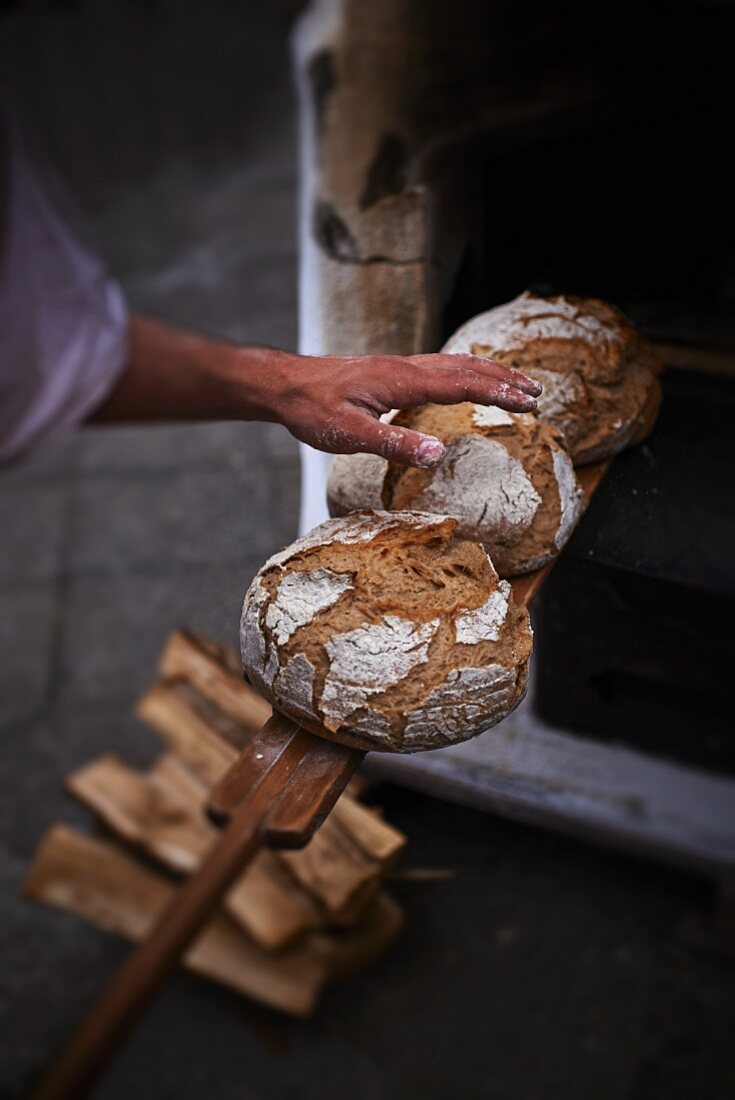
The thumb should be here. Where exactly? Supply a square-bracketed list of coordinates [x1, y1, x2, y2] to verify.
[340, 409, 446, 468]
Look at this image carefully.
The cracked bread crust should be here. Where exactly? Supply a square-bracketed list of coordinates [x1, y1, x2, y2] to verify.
[240, 511, 532, 752]
[327, 405, 583, 576]
[443, 291, 662, 465]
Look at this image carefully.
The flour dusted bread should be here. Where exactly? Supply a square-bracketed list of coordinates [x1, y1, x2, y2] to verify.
[240, 512, 532, 752]
[328, 406, 583, 576]
[443, 292, 661, 465]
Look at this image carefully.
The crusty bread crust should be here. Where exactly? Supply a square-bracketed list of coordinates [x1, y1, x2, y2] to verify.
[240, 512, 532, 752]
[327, 405, 583, 576]
[443, 292, 662, 465]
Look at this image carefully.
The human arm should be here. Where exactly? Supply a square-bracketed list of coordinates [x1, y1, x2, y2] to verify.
[90, 315, 541, 468]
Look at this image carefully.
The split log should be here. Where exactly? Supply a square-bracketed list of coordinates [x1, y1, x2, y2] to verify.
[23, 826, 327, 1016]
[67, 755, 211, 875]
[312, 891, 405, 982]
[276, 812, 382, 925]
[135, 681, 238, 785]
[271, 796, 405, 925]
[183, 633, 242, 679]
[148, 752, 209, 808]
[330, 796, 406, 868]
[158, 631, 271, 732]
[67, 756, 322, 952]
[226, 851, 322, 951]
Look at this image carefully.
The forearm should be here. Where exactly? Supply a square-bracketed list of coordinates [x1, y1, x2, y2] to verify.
[89, 315, 287, 424]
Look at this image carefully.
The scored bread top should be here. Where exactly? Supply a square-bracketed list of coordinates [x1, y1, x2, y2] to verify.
[443, 291, 661, 465]
[240, 511, 532, 752]
[328, 404, 582, 576]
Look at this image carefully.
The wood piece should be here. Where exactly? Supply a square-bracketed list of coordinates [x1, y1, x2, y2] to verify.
[330, 796, 406, 868]
[262, 738, 364, 848]
[277, 810, 382, 925]
[158, 630, 271, 731]
[68, 755, 323, 952]
[206, 712, 316, 826]
[67, 756, 212, 875]
[148, 752, 209, 808]
[135, 681, 238, 785]
[312, 890, 405, 982]
[185, 632, 242, 679]
[23, 826, 328, 1016]
[227, 850, 323, 950]
[344, 772, 372, 800]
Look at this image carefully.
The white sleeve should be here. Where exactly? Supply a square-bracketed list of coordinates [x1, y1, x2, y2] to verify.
[0, 100, 129, 465]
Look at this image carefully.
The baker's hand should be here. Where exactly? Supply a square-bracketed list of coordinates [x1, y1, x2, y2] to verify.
[269, 352, 542, 468]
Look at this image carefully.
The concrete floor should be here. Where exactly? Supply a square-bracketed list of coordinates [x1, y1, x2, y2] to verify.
[1, 4, 734, 1098]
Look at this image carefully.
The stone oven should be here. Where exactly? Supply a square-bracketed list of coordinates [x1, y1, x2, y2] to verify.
[292, 0, 735, 880]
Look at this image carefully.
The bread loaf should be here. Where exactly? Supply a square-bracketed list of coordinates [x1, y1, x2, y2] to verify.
[328, 405, 583, 576]
[443, 291, 661, 465]
[240, 512, 532, 752]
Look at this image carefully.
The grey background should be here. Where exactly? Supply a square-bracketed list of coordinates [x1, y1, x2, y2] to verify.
[1, 3, 733, 1098]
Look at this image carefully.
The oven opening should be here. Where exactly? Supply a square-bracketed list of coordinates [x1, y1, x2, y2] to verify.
[442, 99, 734, 351]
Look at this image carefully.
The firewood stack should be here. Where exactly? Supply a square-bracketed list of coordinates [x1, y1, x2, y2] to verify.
[23, 631, 407, 1017]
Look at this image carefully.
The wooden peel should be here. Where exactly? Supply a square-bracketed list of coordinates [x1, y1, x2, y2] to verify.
[32, 462, 607, 1100]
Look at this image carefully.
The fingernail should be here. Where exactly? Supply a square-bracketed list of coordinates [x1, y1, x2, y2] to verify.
[416, 436, 446, 468]
[526, 379, 543, 396]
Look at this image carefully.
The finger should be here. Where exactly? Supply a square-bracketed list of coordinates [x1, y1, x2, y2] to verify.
[410, 353, 543, 397]
[403, 365, 539, 413]
[333, 409, 446, 469]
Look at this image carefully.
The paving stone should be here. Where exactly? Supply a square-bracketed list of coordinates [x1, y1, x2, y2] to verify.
[0, 850, 129, 1098]
[263, 421, 300, 462]
[0, 704, 206, 1097]
[0, 711, 157, 860]
[58, 566, 260, 709]
[0, 587, 58, 726]
[125, 251, 297, 350]
[0, 483, 69, 582]
[0, 433, 80, 485]
[68, 466, 277, 576]
[76, 420, 274, 476]
[97, 159, 296, 289]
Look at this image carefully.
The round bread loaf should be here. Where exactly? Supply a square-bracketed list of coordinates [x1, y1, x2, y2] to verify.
[327, 405, 583, 576]
[240, 511, 532, 753]
[443, 291, 662, 465]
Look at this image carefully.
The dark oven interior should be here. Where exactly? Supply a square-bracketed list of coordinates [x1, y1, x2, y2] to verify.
[438, 1, 735, 775]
